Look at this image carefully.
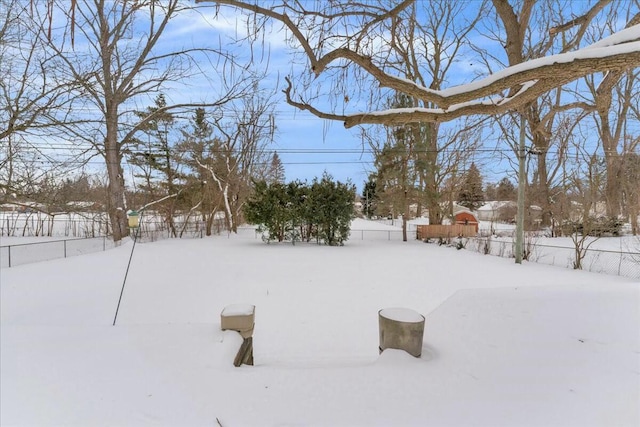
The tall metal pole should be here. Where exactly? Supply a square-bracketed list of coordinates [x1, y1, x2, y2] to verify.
[113, 220, 140, 326]
[515, 113, 526, 264]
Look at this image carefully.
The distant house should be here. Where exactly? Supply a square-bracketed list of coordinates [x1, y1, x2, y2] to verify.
[477, 201, 543, 224]
[477, 201, 516, 222]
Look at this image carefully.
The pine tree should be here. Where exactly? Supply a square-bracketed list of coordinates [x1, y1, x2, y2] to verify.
[496, 177, 517, 201]
[178, 108, 219, 236]
[362, 176, 378, 219]
[372, 93, 425, 241]
[128, 94, 180, 195]
[128, 93, 181, 236]
[267, 152, 286, 184]
[458, 162, 484, 211]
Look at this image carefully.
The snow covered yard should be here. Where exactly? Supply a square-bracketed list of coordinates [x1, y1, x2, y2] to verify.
[1, 232, 638, 426]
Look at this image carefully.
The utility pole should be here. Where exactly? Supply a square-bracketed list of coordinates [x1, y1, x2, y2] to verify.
[515, 113, 526, 264]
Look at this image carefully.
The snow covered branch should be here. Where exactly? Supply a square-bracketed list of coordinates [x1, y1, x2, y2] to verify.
[201, 0, 640, 127]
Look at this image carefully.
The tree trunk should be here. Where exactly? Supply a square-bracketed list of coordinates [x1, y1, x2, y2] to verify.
[424, 127, 442, 225]
[402, 190, 409, 242]
[206, 209, 215, 236]
[534, 150, 552, 227]
[597, 93, 622, 219]
[526, 106, 554, 228]
[105, 110, 128, 242]
[630, 205, 638, 235]
[221, 183, 234, 232]
[604, 153, 622, 218]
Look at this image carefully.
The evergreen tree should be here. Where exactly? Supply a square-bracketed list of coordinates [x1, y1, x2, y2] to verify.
[458, 162, 484, 210]
[243, 174, 355, 245]
[267, 152, 286, 184]
[178, 108, 220, 236]
[243, 180, 291, 242]
[373, 93, 423, 241]
[128, 93, 181, 236]
[362, 176, 378, 219]
[129, 94, 178, 196]
[484, 182, 497, 201]
[309, 173, 355, 246]
[496, 177, 517, 201]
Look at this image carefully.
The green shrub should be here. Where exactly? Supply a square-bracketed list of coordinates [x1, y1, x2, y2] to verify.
[243, 173, 355, 245]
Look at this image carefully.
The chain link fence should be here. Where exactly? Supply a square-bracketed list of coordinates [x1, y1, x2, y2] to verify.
[246, 228, 407, 242]
[1, 237, 116, 268]
[1, 212, 109, 238]
[463, 236, 640, 280]
[6, 211, 636, 279]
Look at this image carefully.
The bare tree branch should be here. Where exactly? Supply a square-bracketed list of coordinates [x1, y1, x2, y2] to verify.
[202, 0, 639, 128]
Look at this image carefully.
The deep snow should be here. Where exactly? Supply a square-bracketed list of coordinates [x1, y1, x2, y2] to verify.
[1, 223, 638, 426]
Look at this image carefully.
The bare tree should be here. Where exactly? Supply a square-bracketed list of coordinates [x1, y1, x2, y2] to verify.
[393, 0, 486, 226]
[202, 91, 275, 232]
[180, 84, 276, 233]
[42, 0, 251, 241]
[588, 66, 640, 219]
[546, 3, 636, 221]
[0, 0, 79, 141]
[484, 2, 639, 230]
[620, 138, 640, 234]
[566, 144, 607, 270]
[475, 1, 626, 227]
[0, 0, 84, 202]
[348, 0, 486, 226]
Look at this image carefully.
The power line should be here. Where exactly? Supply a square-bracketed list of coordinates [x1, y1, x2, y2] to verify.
[8, 141, 637, 155]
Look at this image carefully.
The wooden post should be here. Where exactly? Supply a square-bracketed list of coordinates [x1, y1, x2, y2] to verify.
[233, 337, 254, 367]
[221, 304, 255, 367]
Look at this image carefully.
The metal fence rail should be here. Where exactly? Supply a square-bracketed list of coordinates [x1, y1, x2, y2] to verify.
[465, 237, 640, 280]
[134, 223, 410, 242]
[0, 236, 115, 268]
[351, 229, 405, 241]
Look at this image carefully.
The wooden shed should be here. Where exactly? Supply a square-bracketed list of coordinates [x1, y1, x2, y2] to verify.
[454, 211, 479, 232]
